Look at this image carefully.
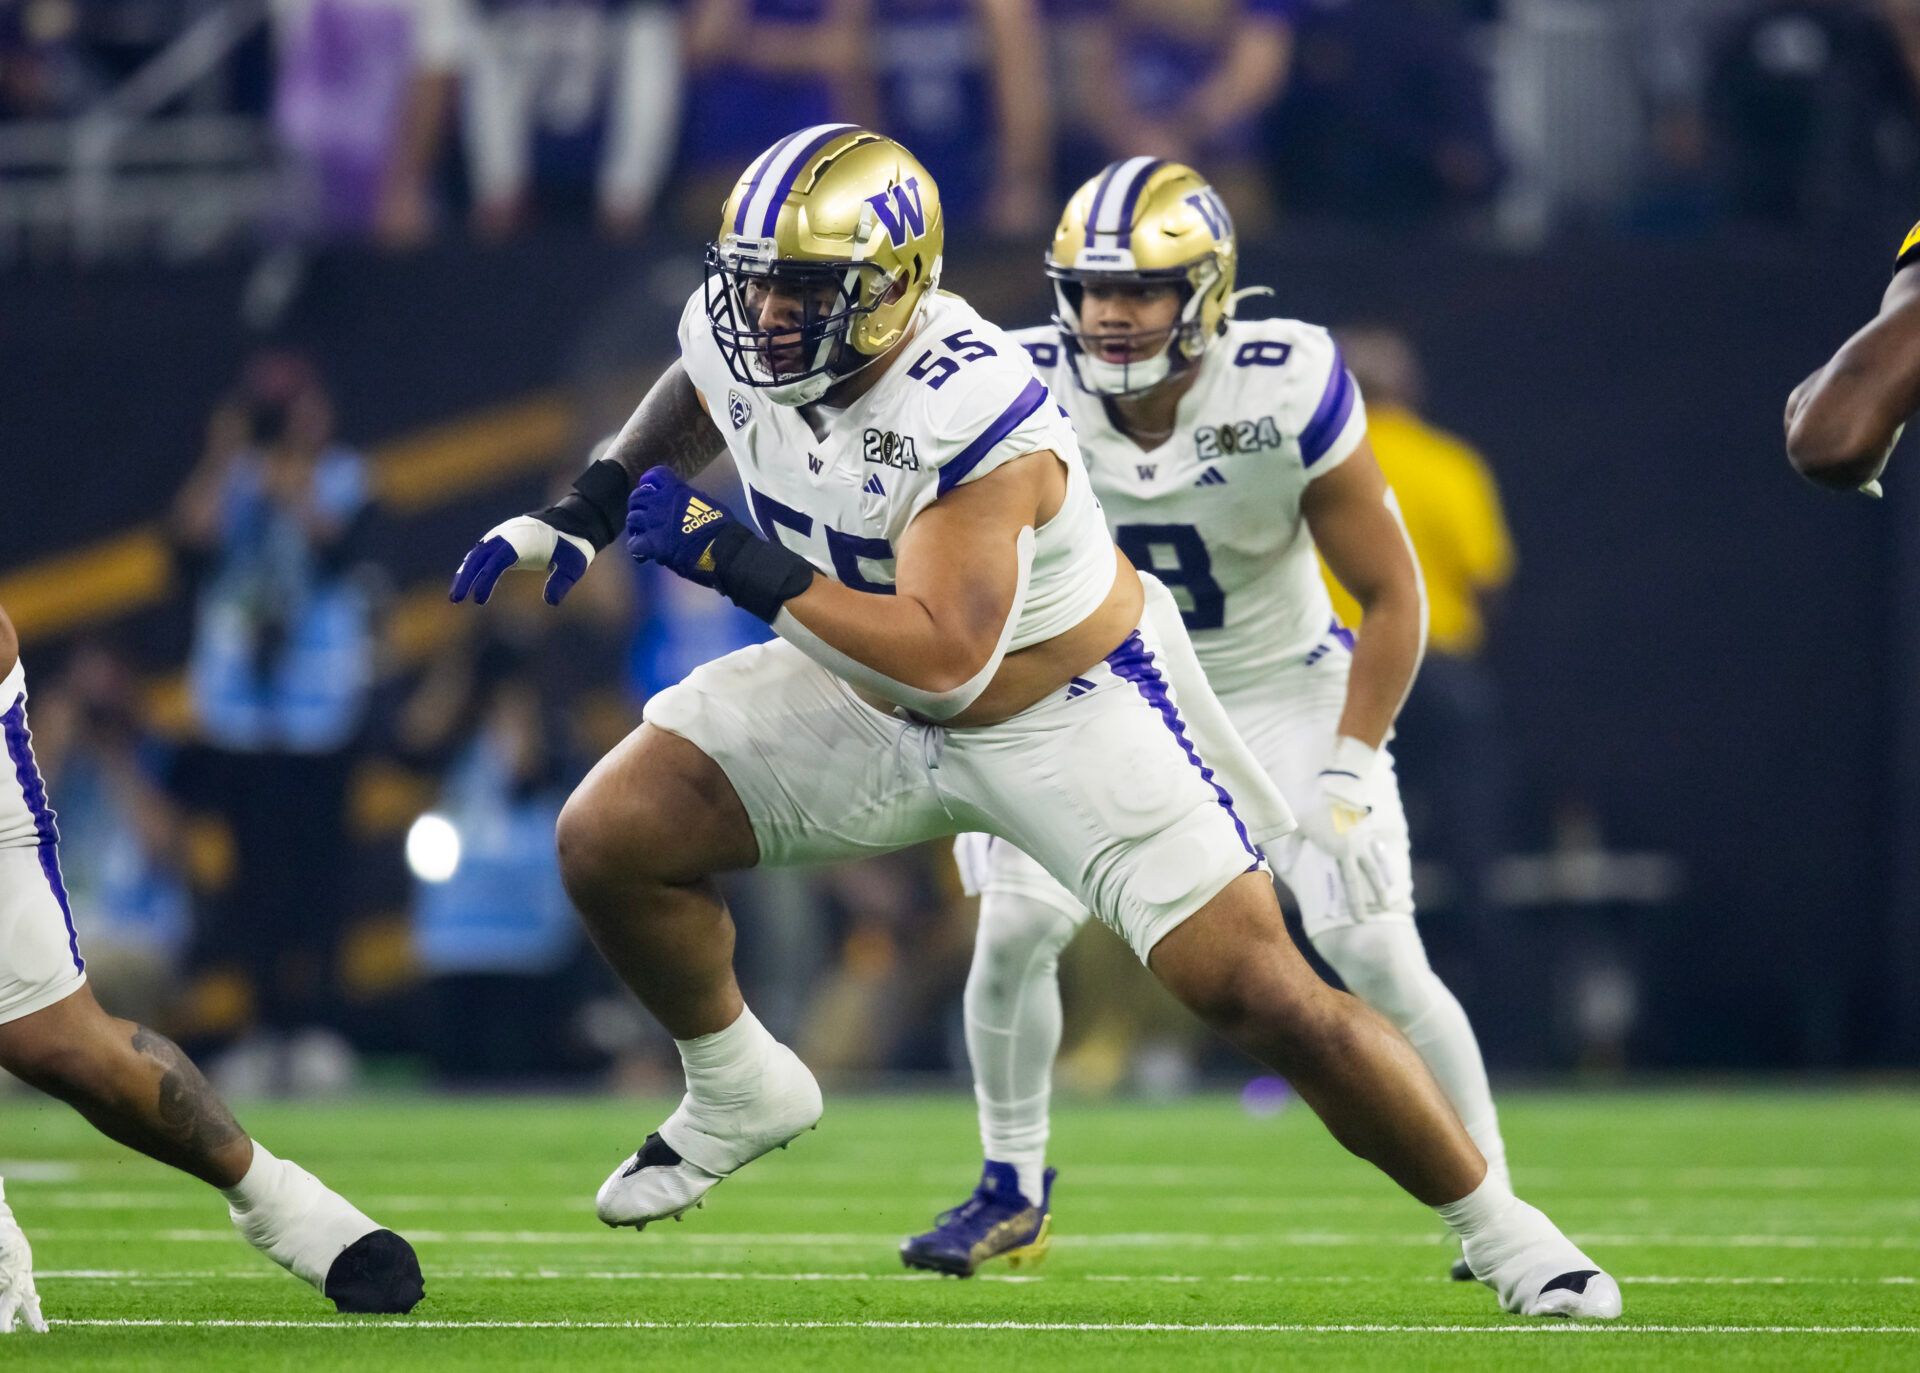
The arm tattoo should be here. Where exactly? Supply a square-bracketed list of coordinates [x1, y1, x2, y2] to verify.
[131, 1026, 246, 1162]
[604, 360, 727, 484]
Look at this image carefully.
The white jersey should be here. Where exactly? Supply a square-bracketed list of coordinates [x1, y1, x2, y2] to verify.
[1011, 317, 1367, 694]
[677, 288, 1116, 652]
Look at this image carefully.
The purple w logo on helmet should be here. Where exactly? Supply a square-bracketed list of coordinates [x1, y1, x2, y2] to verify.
[866, 178, 926, 248]
[1183, 189, 1230, 239]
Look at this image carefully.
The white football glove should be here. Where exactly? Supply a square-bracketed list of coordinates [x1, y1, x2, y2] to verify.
[1292, 736, 1392, 917]
[449, 515, 597, 607]
[0, 1186, 48, 1335]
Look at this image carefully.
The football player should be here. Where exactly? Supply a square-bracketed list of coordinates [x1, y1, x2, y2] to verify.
[1784, 220, 1920, 495]
[902, 160, 1514, 1287]
[450, 126, 1619, 1319]
[0, 602, 424, 1331]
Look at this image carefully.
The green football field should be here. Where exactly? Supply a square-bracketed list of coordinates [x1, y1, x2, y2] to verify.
[2, 1087, 1917, 1370]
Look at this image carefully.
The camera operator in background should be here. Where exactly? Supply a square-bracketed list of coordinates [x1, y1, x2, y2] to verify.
[168, 349, 379, 1096]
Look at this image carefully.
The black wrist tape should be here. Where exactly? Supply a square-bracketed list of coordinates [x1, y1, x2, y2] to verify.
[540, 457, 630, 551]
[707, 523, 816, 622]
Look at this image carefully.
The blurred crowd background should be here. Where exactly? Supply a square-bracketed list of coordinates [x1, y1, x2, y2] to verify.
[3, 0, 1919, 1097]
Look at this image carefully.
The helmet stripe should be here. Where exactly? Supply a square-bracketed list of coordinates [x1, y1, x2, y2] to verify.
[746, 123, 859, 239]
[1112, 159, 1167, 248]
[732, 127, 807, 235]
[1088, 156, 1158, 243]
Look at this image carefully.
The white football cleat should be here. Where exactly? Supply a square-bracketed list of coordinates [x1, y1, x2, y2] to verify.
[0, 1187, 48, 1334]
[596, 1041, 822, 1230]
[1462, 1196, 1623, 1319]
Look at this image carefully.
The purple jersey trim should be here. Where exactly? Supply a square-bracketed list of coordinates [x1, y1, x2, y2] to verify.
[1103, 633, 1258, 862]
[759, 125, 856, 237]
[1300, 352, 1357, 468]
[2, 691, 84, 975]
[937, 378, 1050, 494]
[1331, 620, 1355, 652]
[1113, 159, 1167, 248]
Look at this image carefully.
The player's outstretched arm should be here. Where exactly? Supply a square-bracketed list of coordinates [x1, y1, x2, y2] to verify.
[450, 363, 725, 605]
[1787, 270, 1920, 492]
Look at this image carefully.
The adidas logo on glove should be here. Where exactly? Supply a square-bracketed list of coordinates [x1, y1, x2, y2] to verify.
[681, 498, 724, 535]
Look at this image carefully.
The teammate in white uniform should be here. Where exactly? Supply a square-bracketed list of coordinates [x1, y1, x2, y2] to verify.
[0, 604, 424, 1331]
[902, 160, 1517, 1289]
[449, 127, 1617, 1319]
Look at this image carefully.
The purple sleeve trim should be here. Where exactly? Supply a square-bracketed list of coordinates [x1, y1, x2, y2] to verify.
[938, 378, 1050, 494]
[1300, 349, 1357, 468]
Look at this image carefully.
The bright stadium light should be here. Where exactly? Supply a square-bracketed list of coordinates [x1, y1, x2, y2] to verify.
[406, 813, 462, 883]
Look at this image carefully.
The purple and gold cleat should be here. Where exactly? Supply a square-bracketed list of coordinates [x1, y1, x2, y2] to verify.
[900, 1162, 1055, 1278]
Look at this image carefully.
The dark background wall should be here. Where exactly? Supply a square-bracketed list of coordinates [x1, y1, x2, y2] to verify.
[3, 229, 1911, 1068]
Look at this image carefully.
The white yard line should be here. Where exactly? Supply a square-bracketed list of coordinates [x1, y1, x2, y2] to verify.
[42, 1317, 1920, 1335]
[35, 1227, 1920, 1250]
[37, 1269, 1918, 1286]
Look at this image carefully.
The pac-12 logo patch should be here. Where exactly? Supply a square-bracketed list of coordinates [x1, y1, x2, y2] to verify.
[728, 389, 752, 430]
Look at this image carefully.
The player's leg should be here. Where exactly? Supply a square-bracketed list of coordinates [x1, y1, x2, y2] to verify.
[1149, 879, 1613, 1316]
[952, 589, 1618, 1317]
[558, 639, 953, 1228]
[1258, 644, 1512, 1204]
[901, 836, 1083, 1275]
[1311, 918, 1509, 1189]
[0, 982, 424, 1314]
[0, 658, 420, 1314]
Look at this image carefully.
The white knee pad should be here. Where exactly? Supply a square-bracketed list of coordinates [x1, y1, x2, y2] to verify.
[1310, 918, 1443, 1031]
[965, 889, 1086, 1023]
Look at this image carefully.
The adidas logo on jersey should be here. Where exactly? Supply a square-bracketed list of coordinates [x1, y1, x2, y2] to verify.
[681, 497, 724, 535]
[863, 474, 886, 497]
[1193, 467, 1228, 488]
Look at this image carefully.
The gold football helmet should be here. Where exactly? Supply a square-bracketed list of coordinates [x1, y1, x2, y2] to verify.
[706, 125, 945, 405]
[1046, 159, 1241, 396]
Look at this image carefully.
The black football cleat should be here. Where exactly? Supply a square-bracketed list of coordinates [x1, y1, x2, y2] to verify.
[324, 1229, 425, 1314]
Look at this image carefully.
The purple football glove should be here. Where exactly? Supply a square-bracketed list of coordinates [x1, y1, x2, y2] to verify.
[625, 466, 741, 587]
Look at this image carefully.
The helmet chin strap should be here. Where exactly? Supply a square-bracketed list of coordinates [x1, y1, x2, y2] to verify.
[1224, 285, 1273, 317]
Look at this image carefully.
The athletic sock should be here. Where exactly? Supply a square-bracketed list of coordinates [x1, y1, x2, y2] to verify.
[1432, 1167, 1517, 1243]
[976, 1087, 1050, 1205]
[965, 891, 1079, 1206]
[676, 1003, 780, 1117]
[223, 1141, 377, 1289]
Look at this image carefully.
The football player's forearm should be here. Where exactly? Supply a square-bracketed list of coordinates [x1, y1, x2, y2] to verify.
[1336, 587, 1424, 750]
[605, 362, 727, 485]
[782, 579, 1003, 696]
[1787, 362, 1913, 485]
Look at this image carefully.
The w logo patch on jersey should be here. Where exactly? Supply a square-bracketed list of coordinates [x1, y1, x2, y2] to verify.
[681, 497, 724, 535]
[807, 454, 824, 475]
[865, 177, 926, 247]
[863, 474, 886, 497]
[1136, 464, 1157, 481]
[1193, 467, 1228, 488]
